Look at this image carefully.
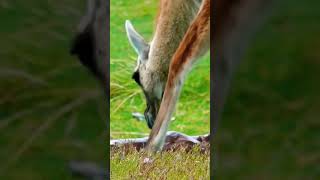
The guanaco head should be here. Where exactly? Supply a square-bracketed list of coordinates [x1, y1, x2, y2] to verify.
[125, 20, 165, 129]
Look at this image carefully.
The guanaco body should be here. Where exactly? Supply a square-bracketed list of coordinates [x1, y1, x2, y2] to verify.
[127, 0, 274, 152]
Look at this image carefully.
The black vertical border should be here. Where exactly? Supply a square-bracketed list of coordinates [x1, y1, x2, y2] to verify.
[210, 0, 215, 179]
[106, 0, 111, 178]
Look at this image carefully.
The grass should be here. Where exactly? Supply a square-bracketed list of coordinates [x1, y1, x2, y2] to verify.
[111, 146, 210, 179]
[110, 0, 210, 178]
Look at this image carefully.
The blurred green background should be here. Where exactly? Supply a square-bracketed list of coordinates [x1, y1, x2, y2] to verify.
[216, 0, 320, 179]
[0, 0, 106, 179]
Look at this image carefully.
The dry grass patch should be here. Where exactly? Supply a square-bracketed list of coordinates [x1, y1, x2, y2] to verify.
[111, 145, 210, 179]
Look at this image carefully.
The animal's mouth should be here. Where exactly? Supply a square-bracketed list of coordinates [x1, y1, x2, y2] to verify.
[144, 101, 160, 129]
[144, 105, 153, 129]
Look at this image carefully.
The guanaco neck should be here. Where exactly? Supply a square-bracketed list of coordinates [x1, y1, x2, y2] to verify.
[147, 0, 201, 81]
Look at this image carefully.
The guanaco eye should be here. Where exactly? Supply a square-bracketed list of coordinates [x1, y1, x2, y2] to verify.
[132, 71, 141, 86]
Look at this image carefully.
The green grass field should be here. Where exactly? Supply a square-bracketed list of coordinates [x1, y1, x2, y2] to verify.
[111, 146, 210, 179]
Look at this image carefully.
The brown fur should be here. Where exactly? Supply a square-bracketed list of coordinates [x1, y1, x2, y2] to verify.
[147, 0, 274, 152]
[147, 0, 211, 151]
[126, 0, 202, 131]
[148, 0, 201, 78]
[170, 0, 210, 79]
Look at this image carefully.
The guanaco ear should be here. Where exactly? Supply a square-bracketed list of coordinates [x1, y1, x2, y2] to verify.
[125, 20, 149, 58]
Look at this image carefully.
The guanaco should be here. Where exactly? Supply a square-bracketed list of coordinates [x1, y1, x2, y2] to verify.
[127, 0, 274, 152]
